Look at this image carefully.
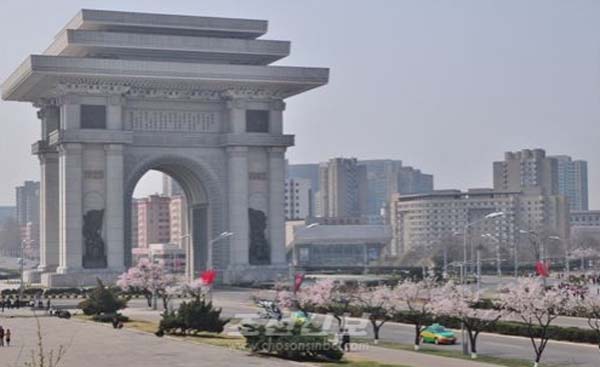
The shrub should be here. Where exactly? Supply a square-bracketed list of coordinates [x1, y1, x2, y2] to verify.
[91, 313, 130, 323]
[23, 287, 45, 296]
[44, 287, 84, 297]
[78, 279, 127, 316]
[240, 320, 343, 361]
[158, 298, 229, 335]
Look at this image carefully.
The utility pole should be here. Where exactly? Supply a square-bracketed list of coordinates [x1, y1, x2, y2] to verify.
[19, 240, 25, 299]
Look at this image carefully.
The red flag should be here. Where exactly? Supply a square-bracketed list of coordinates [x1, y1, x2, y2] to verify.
[535, 261, 550, 277]
[294, 273, 304, 292]
[201, 270, 217, 286]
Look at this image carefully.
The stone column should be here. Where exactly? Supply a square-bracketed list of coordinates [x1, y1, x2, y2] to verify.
[268, 147, 286, 265]
[105, 144, 125, 272]
[226, 99, 247, 133]
[38, 152, 59, 272]
[56, 143, 83, 274]
[269, 100, 285, 134]
[227, 146, 249, 265]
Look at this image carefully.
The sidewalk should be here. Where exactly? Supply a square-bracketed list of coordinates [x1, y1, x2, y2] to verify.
[349, 345, 502, 367]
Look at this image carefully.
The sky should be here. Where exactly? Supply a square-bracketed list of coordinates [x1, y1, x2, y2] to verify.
[0, 0, 599, 205]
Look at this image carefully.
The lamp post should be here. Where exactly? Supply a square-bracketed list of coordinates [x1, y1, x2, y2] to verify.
[207, 231, 234, 271]
[291, 223, 319, 294]
[19, 240, 25, 299]
[460, 211, 504, 355]
[482, 234, 502, 278]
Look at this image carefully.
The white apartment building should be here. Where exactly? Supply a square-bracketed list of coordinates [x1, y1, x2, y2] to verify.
[389, 188, 569, 258]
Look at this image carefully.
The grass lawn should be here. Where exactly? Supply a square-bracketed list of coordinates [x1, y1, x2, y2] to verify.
[356, 339, 561, 367]
[321, 362, 413, 367]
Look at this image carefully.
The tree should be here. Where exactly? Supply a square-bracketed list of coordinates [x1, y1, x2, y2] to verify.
[429, 282, 501, 359]
[276, 279, 354, 330]
[578, 290, 600, 351]
[355, 285, 396, 344]
[117, 258, 177, 309]
[393, 278, 437, 351]
[78, 279, 127, 316]
[499, 278, 573, 367]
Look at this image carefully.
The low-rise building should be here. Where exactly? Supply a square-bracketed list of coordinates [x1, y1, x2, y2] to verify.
[286, 221, 391, 268]
[131, 243, 186, 274]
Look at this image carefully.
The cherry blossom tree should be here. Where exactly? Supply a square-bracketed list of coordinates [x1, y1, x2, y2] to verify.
[499, 278, 573, 367]
[429, 282, 501, 359]
[577, 290, 600, 351]
[393, 278, 438, 351]
[117, 258, 177, 310]
[182, 278, 210, 301]
[276, 279, 337, 316]
[355, 284, 397, 344]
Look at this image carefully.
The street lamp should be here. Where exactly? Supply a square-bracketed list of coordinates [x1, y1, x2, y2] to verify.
[19, 240, 25, 300]
[482, 233, 502, 278]
[291, 223, 320, 294]
[460, 211, 504, 355]
[207, 231, 234, 270]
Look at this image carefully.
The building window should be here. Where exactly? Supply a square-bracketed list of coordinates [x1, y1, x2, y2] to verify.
[81, 105, 107, 129]
[246, 110, 269, 133]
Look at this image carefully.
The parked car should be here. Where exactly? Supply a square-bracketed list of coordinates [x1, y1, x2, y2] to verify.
[420, 323, 456, 345]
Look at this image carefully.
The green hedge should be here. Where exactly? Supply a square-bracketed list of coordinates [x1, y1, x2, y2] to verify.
[91, 313, 130, 323]
[391, 311, 599, 345]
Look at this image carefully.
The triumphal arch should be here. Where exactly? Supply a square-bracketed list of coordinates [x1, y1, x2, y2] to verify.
[1, 9, 328, 286]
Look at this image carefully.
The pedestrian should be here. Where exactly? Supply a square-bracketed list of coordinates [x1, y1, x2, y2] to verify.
[0, 325, 4, 347]
[5, 329, 10, 347]
[46, 299, 51, 311]
[1, 298, 4, 312]
[341, 328, 351, 352]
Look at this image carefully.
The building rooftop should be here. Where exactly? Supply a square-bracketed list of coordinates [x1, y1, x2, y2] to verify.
[2, 9, 329, 102]
[293, 224, 392, 245]
[61, 9, 268, 39]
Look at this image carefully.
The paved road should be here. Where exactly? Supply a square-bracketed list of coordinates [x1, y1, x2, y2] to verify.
[5, 287, 600, 366]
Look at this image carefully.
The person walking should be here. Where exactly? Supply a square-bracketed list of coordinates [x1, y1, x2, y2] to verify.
[0, 325, 5, 347]
[341, 328, 351, 352]
[5, 329, 11, 347]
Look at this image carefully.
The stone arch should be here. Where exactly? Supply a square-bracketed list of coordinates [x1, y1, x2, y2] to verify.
[123, 154, 226, 273]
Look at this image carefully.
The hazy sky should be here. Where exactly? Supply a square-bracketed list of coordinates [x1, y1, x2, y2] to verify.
[0, 0, 599, 205]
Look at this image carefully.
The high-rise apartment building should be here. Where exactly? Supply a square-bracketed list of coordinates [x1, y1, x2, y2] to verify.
[0, 207, 16, 224]
[287, 163, 320, 212]
[169, 194, 188, 248]
[360, 159, 433, 216]
[136, 194, 172, 248]
[131, 199, 139, 248]
[493, 149, 559, 195]
[15, 181, 40, 258]
[162, 174, 184, 196]
[285, 178, 312, 220]
[550, 155, 588, 211]
[15, 181, 40, 227]
[318, 158, 368, 218]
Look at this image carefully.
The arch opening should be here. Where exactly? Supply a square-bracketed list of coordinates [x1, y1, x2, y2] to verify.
[125, 160, 217, 279]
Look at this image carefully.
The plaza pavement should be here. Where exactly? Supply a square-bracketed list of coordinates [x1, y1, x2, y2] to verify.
[0, 314, 304, 367]
[2, 286, 598, 366]
[0, 311, 504, 367]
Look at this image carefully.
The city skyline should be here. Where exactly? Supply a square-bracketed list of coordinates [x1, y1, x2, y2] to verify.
[1, 0, 599, 209]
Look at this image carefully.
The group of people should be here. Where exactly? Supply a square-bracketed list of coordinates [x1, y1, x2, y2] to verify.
[0, 297, 23, 312]
[0, 326, 11, 347]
